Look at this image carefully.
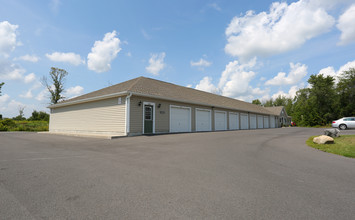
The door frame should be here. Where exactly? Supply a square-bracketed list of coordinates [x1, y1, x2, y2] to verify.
[142, 102, 155, 134]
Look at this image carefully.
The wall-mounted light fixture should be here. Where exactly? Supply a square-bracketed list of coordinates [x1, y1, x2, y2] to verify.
[138, 101, 142, 106]
[158, 103, 161, 108]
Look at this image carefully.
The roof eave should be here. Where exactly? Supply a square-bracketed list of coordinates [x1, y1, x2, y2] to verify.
[48, 91, 129, 108]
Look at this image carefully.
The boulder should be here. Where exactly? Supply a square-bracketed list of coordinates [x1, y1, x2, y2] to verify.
[313, 135, 334, 144]
[324, 128, 340, 138]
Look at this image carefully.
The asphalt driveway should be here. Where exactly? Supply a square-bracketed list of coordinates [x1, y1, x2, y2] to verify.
[1, 128, 354, 219]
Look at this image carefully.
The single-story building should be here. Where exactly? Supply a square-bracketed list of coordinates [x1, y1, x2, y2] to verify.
[49, 77, 284, 136]
[265, 106, 291, 127]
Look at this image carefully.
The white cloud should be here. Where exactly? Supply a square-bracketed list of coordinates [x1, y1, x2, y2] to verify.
[87, 31, 121, 73]
[195, 76, 218, 94]
[207, 3, 221, 11]
[0, 60, 26, 80]
[218, 58, 257, 98]
[65, 85, 84, 98]
[15, 54, 40, 62]
[318, 59, 355, 83]
[0, 93, 10, 104]
[265, 62, 308, 86]
[0, 21, 19, 57]
[46, 52, 84, 66]
[24, 73, 36, 84]
[190, 58, 212, 68]
[146, 52, 166, 75]
[337, 4, 355, 45]
[19, 90, 33, 99]
[225, 0, 335, 60]
[271, 85, 300, 100]
[36, 89, 48, 101]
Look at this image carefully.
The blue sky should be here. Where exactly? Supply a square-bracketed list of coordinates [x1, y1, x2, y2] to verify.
[1, 0, 355, 117]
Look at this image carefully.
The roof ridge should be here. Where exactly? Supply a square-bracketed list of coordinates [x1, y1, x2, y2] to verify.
[126, 76, 145, 91]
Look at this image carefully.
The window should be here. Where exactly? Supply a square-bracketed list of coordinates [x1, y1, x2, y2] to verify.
[145, 106, 153, 120]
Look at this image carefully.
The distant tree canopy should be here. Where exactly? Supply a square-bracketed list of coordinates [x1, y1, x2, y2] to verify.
[42, 67, 68, 104]
[252, 99, 261, 105]
[28, 110, 50, 121]
[254, 68, 355, 127]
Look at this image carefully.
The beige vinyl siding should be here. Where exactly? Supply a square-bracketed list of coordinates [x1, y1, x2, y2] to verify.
[129, 95, 255, 135]
[50, 97, 126, 134]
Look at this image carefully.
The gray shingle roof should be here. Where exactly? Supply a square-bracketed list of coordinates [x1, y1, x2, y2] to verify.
[264, 106, 285, 116]
[50, 76, 277, 115]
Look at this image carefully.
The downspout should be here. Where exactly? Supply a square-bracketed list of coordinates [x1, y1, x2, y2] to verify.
[125, 93, 132, 136]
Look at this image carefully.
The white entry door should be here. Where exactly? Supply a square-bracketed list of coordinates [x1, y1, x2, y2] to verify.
[196, 108, 211, 132]
[229, 112, 239, 130]
[170, 105, 191, 133]
[214, 111, 227, 131]
[240, 113, 249, 130]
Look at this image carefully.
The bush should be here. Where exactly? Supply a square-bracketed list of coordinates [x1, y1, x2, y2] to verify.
[1, 119, 16, 127]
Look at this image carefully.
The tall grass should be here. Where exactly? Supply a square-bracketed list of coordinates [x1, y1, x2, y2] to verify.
[0, 119, 48, 132]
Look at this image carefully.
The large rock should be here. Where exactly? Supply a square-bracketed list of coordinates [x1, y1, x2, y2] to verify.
[324, 128, 340, 138]
[313, 135, 334, 144]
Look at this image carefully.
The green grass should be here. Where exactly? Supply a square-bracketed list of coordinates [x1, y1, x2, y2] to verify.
[306, 135, 355, 158]
[0, 120, 48, 132]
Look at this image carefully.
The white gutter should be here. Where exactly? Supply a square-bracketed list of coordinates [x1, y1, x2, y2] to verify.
[125, 92, 132, 135]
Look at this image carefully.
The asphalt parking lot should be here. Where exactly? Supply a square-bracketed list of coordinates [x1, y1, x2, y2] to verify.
[1, 127, 354, 219]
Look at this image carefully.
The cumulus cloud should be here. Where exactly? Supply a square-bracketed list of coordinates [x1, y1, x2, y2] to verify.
[19, 90, 33, 99]
[46, 52, 84, 66]
[218, 58, 257, 98]
[318, 59, 355, 83]
[271, 85, 300, 100]
[190, 58, 212, 68]
[195, 76, 218, 94]
[337, 4, 355, 45]
[0, 21, 19, 57]
[0, 60, 26, 80]
[24, 73, 36, 84]
[225, 0, 335, 60]
[65, 85, 84, 98]
[145, 52, 166, 75]
[265, 63, 308, 86]
[87, 31, 121, 73]
[15, 54, 40, 62]
[36, 89, 48, 101]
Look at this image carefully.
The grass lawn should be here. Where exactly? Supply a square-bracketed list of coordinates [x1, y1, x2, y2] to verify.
[306, 135, 355, 158]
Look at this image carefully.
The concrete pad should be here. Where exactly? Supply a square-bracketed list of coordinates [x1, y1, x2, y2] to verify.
[37, 131, 126, 139]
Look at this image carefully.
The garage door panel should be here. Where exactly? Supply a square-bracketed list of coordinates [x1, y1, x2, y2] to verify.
[257, 115, 263, 129]
[241, 113, 249, 130]
[264, 116, 269, 128]
[229, 112, 239, 130]
[170, 106, 191, 133]
[215, 111, 227, 131]
[270, 116, 275, 128]
[196, 109, 211, 132]
[250, 114, 257, 129]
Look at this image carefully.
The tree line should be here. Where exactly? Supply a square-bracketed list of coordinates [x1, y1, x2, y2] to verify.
[252, 68, 355, 127]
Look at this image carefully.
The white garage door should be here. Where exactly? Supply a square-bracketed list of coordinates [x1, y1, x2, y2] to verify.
[270, 116, 275, 128]
[215, 111, 227, 131]
[196, 108, 211, 132]
[229, 112, 239, 130]
[250, 114, 257, 129]
[170, 105, 191, 133]
[257, 115, 263, 129]
[240, 113, 249, 130]
[264, 116, 269, 128]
